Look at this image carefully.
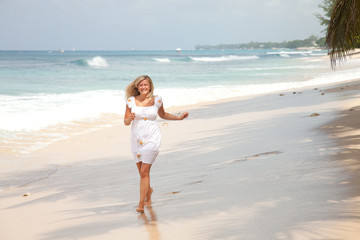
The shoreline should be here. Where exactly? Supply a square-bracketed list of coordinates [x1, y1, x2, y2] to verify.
[281, 81, 360, 239]
[2, 77, 359, 157]
[3, 74, 360, 157]
[322, 82, 360, 198]
[1, 78, 360, 239]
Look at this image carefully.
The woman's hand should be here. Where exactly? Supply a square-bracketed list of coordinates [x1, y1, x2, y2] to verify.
[179, 112, 189, 120]
[158, 105, 189, 121]
[124, 105, 135, 126]
[130, 112, 136, 120]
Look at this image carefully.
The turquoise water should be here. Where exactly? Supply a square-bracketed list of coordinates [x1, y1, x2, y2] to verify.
[2, 49, 360, 153]
[0, 49, 327, 96]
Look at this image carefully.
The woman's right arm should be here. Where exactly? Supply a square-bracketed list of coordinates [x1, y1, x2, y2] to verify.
[124, 105, 135, 126]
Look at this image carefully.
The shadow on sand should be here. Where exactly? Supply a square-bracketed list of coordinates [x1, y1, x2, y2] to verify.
[138, 206, 161, 240]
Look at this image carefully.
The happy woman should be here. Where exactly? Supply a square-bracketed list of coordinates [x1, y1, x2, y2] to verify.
[124, 75, 189, 213]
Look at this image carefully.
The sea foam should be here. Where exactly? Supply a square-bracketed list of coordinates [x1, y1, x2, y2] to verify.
[156, 68, 360, 108]
[2, 66, 360, 154]
[232, 65, 324, 71]
[154, 58, 170, 63]
[190, 55, 259, 62]
[266, 51, 313, 55]
[2, 66, 359, 133]
[86, 56, 109, 68]
[0, 90, 123, 132]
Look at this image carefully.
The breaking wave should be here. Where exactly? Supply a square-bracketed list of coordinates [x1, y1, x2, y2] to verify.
[190, 55, 259, 62]
[71, 56, 109, 68]
[153, 58, 171, 63]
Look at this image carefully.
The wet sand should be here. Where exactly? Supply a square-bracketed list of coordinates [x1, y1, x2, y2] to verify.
[1, 80, 360, 240]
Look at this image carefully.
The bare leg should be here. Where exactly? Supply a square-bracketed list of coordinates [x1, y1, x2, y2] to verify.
[136, 162, 152, 213]
[145, 187, 153, 206]
[137, 162, 153, 206]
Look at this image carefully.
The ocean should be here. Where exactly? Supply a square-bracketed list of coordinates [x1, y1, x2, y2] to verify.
[1, 49, 360, 154]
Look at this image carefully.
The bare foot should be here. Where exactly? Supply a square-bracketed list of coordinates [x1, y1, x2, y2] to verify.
[136, 207, 144, 213]
[137, 200, 145, 213]
[145, 187, 153, 206]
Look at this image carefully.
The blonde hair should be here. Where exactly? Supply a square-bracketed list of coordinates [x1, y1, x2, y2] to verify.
[125, 75, 155, 99]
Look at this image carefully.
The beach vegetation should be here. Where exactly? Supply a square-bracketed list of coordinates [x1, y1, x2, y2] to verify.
[315, 0, 337, 32]
[195, 35, 325, 50]
[326, 0, 360, 67]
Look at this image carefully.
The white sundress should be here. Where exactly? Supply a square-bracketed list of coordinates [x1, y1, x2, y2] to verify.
[127, 95, 163, 164]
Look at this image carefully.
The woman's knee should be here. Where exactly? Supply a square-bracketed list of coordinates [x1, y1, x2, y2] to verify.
[139, 168, 150, 178]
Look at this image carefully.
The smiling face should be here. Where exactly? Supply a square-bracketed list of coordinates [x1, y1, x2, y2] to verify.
[137, 79, 151, 96]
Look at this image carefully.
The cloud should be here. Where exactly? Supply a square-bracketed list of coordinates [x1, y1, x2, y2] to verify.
[0, 0, 324, 50]
[264, 0, 283, 8]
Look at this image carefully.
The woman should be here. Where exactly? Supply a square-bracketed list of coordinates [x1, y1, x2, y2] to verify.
[124, 75, 189, 213]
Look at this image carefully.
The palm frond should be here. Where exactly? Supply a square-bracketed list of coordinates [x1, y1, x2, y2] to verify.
[326, 0, 360, 68]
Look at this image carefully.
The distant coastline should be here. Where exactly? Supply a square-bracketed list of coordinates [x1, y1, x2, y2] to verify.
[195, 35, 326, 50]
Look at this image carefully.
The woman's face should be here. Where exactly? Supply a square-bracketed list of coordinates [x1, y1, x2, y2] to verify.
[137, 79, 151, 96]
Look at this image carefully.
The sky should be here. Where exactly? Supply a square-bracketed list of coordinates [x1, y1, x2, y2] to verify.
[0, 0, 325, 50]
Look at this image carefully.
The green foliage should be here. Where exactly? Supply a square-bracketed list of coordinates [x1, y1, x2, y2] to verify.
[315, 0, 337, 31]
[326, 0, 360, 67]
[316, 37, 326, 47]
[195, 35, 325, 50]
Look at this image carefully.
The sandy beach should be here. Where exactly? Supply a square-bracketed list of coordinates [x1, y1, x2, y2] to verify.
[1, 78, 360, 239]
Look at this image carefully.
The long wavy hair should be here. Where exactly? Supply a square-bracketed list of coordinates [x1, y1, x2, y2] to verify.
[125, 75, 155, 99]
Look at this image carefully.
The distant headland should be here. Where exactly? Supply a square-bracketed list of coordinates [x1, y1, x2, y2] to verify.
[195, 35, 326, 50]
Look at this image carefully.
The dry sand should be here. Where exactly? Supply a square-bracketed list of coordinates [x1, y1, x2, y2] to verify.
[1, 80, 360, 240]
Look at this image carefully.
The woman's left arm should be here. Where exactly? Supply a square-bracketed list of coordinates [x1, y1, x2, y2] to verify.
[158, 105, 189, 120]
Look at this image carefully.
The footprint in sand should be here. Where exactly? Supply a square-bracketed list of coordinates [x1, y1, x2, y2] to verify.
[164, 191, 181, 195]
[186, 180, 203, 185]
[310, 113, 320, 117]
[214, 151, 282, 166]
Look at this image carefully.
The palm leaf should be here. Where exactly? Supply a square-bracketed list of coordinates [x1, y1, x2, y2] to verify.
[326, 0, 360, 68]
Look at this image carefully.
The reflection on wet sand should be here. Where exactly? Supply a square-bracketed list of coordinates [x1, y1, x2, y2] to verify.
[138, 206, 161, 240]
